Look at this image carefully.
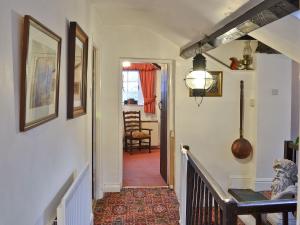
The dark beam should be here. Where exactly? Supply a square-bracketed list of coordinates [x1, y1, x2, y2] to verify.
[255, 42, 281, 54]
[180, 0, 299, 59]
[236, 35, 256, 40]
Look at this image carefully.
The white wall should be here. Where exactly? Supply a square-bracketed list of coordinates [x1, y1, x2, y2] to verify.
[91, 17, 259, 197]
[0, 1, 94, 225]
[175, 53, 294, 193]
[91, 21, 181, 191]
[91, 5, 296, 208]
[175, 59, 256, 191]
[291, 61, 299, 140]
[1, 2, 297, 224]
[252, 54, 292, 190]
[250, 13, 300, 63]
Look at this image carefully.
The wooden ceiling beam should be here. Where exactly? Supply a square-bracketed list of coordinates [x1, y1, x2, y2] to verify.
[180, 0, 299, 59]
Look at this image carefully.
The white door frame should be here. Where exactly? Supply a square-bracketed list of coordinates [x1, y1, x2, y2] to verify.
[117, 58, 175, 187]
[92, 43, 104, 199]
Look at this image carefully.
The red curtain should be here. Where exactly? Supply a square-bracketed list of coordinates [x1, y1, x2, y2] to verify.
[123, 64, 157, 114]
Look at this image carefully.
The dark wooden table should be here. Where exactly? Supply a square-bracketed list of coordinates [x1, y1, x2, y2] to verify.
[228, 189, 269, 224]
[229, 189, 268, 202]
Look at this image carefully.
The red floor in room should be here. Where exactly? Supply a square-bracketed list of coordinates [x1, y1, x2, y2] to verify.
[123, 148, 167, 187]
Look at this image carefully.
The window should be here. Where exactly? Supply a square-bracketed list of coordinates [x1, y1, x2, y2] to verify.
[122, 70, 144, 105]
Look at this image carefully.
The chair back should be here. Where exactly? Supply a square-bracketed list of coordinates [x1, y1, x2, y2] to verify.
[123, 111, 142, 134]
[284, 140, 298, 164]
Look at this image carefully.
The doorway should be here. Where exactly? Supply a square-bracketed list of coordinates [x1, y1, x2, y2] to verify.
[119, 59, 174, 187]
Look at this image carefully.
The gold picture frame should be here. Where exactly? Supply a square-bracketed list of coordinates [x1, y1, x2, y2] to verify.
[189, 71, 223, 97]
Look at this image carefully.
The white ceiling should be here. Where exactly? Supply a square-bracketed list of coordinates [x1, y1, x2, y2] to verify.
[250, 12, 300, 63]
[91, 0, 254, 46]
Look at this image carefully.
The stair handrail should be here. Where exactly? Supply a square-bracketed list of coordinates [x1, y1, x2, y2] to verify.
[181, 144, 297, 225]
[181, 145, 234, 203]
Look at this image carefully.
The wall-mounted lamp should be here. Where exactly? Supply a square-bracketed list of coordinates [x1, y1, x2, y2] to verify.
[185, 54, 214, 97]
[240, 40, 253, 70]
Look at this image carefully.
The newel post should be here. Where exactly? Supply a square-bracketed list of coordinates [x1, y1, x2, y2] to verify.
[183, 145, 190, 151]
[223, 201, 238, 225]
[179, 144, 190, 225]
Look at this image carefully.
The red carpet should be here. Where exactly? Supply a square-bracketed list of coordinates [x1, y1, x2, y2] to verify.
[123, 149, 167, 187]
[94, 188, 180, 225]
[93, 188, 246, 225]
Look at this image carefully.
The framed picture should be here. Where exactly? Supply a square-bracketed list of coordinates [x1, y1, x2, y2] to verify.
[189, 71, 223, 97]
[20, 15, 61, 131]
[67, 22, 88, 119]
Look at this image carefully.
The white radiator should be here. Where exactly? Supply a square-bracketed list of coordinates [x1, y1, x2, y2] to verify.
[57, 164, 93, 225]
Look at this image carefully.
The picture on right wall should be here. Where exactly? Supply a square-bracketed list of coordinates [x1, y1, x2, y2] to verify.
[67, 21, 89, 119]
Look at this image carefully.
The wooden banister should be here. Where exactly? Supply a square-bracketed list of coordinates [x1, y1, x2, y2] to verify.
[181, 145, 297, 225]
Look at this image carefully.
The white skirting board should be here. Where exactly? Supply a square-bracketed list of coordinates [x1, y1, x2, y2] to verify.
[103, 183, 121, 192]
[96, 189, 104, 199]
[229, 176, 273, 191]
[90, 213, 94, 225]
[254, 178, 273, 191]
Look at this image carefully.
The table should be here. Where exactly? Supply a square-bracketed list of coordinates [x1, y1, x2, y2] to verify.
[228, 189, 295, 225]
[228, 189, 268, 202]
[229, 189, 270, 224]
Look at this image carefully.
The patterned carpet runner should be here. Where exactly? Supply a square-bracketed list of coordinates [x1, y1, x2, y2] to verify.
[94, 187, 271, 225]
[94, 188, 180, 225]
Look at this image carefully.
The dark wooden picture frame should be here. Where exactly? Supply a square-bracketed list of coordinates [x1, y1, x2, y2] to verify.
[67, 22, 88, 119]
[20, 15, 61, 131]
[189, 71, 223, 97]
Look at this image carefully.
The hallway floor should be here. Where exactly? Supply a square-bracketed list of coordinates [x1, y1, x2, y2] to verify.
[94, 187, 180, 225]
[123, 148, 167, 187]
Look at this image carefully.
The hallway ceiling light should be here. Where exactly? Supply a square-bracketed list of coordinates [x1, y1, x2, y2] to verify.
[185, 54, 214, 98]
[185, 70, 213, 90]
[122, 61, 131, 68]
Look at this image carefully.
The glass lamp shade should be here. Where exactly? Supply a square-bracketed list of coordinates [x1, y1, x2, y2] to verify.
[243, 40, 252, 56]
[185, 70, 214, 90]
[242, 40, 253, 70]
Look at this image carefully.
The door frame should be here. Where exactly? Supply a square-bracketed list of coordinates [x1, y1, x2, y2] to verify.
[91, 43, 104, 199]
[117, 58, 175, 187]
[91, 46, 97, 199]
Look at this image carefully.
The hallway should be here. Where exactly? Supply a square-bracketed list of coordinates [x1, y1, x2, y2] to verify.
[94, 188, 179, 225]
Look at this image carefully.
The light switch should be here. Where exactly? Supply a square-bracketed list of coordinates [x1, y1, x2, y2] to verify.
[271, 89, 279, 95]
[170, 130, 175, 138]
[250, 99, 255, 107]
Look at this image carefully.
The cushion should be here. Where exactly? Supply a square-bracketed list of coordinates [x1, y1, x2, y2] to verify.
[131, 131, 150, 138]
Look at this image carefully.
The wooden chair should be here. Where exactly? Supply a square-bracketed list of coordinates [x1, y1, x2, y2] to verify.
[284, 140, 298, 164]
[123, 111, 152, 154]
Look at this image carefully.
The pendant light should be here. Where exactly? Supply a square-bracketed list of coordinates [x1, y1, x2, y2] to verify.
[185, 53, 214, 98]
